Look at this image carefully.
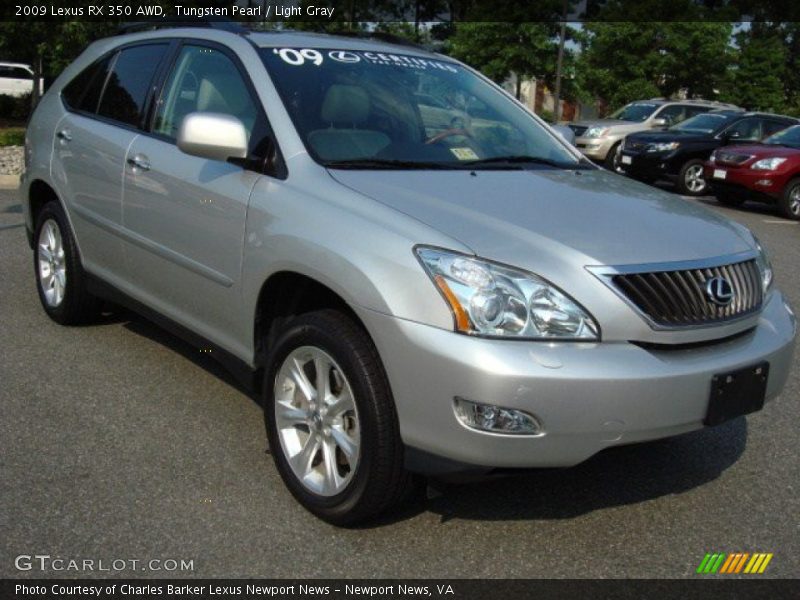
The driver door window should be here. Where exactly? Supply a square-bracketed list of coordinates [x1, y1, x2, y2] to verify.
[722, 118, 762, 141]
[154, 45, 258, 142]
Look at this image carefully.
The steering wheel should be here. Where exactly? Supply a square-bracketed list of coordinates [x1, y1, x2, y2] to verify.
[425, 128, 474, 145]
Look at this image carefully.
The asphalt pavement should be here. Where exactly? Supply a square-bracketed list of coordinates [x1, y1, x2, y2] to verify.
[1, 185, 798, 579]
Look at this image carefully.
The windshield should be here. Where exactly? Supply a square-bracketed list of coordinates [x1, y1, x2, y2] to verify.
[671, 112, 733, 134]
[763, 124, 800, 149]
[260, 47, 582, 169]
[609, 102, 659, 122]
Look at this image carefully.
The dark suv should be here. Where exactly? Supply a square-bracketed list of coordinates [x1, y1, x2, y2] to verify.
[619, 110, 799, 195]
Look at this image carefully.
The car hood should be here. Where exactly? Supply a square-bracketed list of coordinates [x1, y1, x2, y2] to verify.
[573, 118, 629, 129]
[574, 119, 658, 135]
[329, 168, 752, 271]
[627, 130, 713, 144]
[719, 143, 800, 159]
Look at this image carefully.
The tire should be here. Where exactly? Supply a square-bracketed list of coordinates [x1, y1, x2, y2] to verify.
[263, 309, 416, 525]
[676, 159, 708, 196]
[33, 201, 100, 325]
[603, 142, 622, 172]
[778, 178, 800, 220]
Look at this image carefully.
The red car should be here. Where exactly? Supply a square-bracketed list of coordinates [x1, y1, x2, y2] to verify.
[705, 124, 800, 220]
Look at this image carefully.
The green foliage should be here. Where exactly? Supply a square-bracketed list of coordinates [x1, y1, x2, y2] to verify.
[0, 94, 32, 122]
[447, 23, 563, 98]
[0, 127, 26, 147]
[718, 27, 787, 112]
[576, 21, 733, 112]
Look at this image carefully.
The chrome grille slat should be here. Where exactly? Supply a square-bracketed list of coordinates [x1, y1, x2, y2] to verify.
[611, 259, 762, 326]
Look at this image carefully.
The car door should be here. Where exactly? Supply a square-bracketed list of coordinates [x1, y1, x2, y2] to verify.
[52, 43, 170, 285]
[121, 42, 268, 354]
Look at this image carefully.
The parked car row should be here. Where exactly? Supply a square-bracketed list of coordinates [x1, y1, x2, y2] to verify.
[571, 100, 800, 220]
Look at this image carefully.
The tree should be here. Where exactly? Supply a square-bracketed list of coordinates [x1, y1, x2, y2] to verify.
[447, 23, 563, 100]
[576, 22, 732, 113]
[718, 25, 787, 112]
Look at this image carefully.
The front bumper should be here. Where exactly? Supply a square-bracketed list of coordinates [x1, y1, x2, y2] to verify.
[575, 136, 619, 161]
[619, 149, 682, 179]
[704, 163, 789, 200]
[356, 292, 796, 472]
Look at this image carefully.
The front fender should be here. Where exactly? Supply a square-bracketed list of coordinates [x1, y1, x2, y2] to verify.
[240, 163, 470, 359]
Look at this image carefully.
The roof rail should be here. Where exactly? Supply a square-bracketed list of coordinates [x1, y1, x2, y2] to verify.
[117, 18, 249, 35]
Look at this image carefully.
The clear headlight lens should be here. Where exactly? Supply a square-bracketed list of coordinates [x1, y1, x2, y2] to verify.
[416, 247, 599, 340]
[646, 142, 680, 153]
[584, 126, 609, 138]
[753, 236, 773, 292]
[751, 157, 787, 171]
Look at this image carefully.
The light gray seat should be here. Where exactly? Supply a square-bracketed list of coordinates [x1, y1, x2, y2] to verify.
[308, 84, 390, 160]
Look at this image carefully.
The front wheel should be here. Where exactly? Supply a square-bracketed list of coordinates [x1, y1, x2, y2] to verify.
[603, 142, 623, 172]
[778, 179, 800, 220]
[676, 159, 708, 196]
[263, 309, 415, 525]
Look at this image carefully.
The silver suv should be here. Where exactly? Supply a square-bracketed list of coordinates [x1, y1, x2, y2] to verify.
[22, 26, 796, 525]
[572, 98, 740, 170]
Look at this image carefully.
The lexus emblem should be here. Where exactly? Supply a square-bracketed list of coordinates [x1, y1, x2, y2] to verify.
[705, 276, 735, 306]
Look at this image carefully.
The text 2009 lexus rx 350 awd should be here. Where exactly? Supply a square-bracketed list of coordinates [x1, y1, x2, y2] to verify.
[21, 25, 797, 524]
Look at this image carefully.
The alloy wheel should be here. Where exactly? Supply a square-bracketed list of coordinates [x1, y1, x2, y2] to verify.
[274, 346, 360, 497]
[684, 164, 706, 193]
[790, 186, 800, 217]
[37, 219, 66, 307]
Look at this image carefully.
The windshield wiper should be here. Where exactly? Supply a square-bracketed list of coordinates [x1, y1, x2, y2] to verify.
[325, 158, 454, 170]
[464, 155, 585, 169]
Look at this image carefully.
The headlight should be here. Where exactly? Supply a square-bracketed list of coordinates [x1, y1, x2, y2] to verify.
[646, 142, 680, 153]
[751, 157, 787, 171]
[584, 126, 609, 138]
[709, 149, 718, 161]
[753, 236, 773, 293]
[416, 247, 599, 340]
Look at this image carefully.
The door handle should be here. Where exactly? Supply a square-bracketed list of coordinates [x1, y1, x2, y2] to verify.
[127, 154, 151, 171]
[56, 129, 72, 142]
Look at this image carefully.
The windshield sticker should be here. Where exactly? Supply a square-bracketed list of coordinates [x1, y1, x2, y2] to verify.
[271, 48, 459, 72]
[450, 147, 479, 160]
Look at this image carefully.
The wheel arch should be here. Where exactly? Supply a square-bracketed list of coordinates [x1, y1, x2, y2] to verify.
[26, 179, 62, 248]
[253, 271, 373, 374]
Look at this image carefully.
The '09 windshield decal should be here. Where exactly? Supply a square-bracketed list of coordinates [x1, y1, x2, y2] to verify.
[271, 48, 459, 72]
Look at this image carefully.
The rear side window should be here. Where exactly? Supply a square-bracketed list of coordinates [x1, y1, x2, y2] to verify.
[97, 44, 168, 127]
[62, 56, 112, 113]
[763, 120, 792, 137]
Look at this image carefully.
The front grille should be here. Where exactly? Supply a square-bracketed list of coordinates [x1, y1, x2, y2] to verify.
[611, 259, 763, 326]
[714, 150, 752, 165]
[569, 124, 588, 136]
[624, 138, 648, 152]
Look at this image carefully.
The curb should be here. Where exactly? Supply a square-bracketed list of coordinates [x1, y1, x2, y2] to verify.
[0, 174, 20, 190]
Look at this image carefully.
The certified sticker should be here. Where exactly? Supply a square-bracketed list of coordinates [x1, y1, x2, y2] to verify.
[450, 147, 479, 160]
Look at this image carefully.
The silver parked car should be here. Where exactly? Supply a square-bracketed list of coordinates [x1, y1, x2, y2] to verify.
[21, 25, 796, 525]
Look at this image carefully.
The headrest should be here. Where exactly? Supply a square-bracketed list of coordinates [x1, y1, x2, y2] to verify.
[321, 84, 370, 124]
[197, 71, 251, 115]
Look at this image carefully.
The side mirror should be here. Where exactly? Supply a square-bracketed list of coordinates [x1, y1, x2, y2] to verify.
[651, 117, 668, 127]
[177, 112, 248, 162]
[720, 131, 740, 144]
[551, 124, 576, 145]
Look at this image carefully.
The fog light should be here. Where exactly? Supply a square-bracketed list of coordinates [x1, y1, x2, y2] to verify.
[755, 179, 773, 186]
[454, 397, 543, 435]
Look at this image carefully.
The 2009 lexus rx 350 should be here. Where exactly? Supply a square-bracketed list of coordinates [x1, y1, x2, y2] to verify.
[21, 25, 797, 525]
